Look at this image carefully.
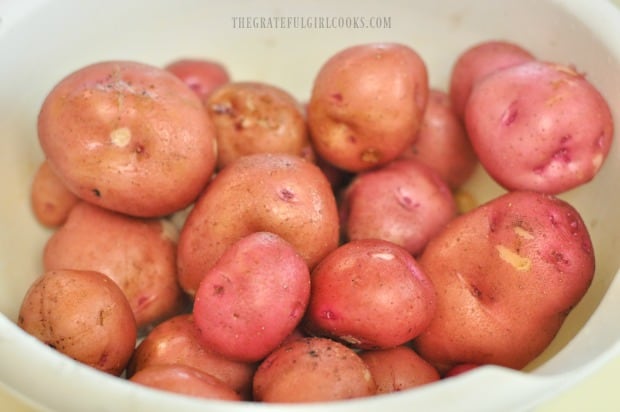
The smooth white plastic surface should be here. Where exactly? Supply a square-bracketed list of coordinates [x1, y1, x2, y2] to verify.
[1, 0, 620, 411]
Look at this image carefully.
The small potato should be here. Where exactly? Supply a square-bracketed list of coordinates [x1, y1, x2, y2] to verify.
[30, 160, 79, 227]
[127, 314, 256, 399]
[193, 232, 311, 363]
[177, 153, 339, 296]
[43, 202, 183, 330]
[253, 337, 376, 403]
[206, 81, 310, 169]
[164, 58, 230, 100]
[304, 239, 436, 349]
[37, 60, 217, 217]
[18, 269, 137, 375]
[307, 42, 429, 172]
[449, 40, 535, 118]
[340, 159, 457, 256]
[130, 365, 241, 401]
[464, 60, 614, 194]
[359, 346, 440, 394]
[413, 191, 595, 372]
[399, 89, 478, 189]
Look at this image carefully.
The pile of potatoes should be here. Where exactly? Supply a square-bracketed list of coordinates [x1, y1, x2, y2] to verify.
[20, 39, 613, 403]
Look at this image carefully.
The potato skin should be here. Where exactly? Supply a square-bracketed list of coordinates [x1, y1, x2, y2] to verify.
[307, 42, 429, 172]
[193, 232, 311, 363]
[206, 81, 310, 169]
[253, 337, 376, 403]
[177, 153, 339, 296]
[399, 89, 478, 189]
[30, 160, 79, 227]
[413, 191, 595, 372]
[304, 239, 436, 349]
[359, 346, 440, 394]
[37, 60, 217, 217]
[127, 314, 256, 399]
[340, 159, 457, 256]
[130, 365, 242, 401]
[449, 40, 534, 119]
[465, 60, 614, 194]
[43, 202, 183, 330]
[18, 269, 137, 376]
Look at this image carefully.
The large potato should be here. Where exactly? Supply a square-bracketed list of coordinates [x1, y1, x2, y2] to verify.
[18, 269, 137, 376]
[307, 42, 429, 172]
[413, 191, 595, 372]
[340, 158, 457, 256]
[252, 337, 376, 403]
[206, 81, 310, 169]
[43, 202, 183, 330]
[177, 153, 339, 296]
[37, 60, 217, 217]
[127, 314, 256, 399]
[193, 232, 311, 363]
[304, 239, 436, 349]
[465, 60, 614, 194]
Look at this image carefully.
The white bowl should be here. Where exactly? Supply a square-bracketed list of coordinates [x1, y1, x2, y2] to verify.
[2, 0, 620, 411]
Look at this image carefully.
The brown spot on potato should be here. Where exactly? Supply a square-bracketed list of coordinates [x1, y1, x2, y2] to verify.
[361, 148, 380, 163]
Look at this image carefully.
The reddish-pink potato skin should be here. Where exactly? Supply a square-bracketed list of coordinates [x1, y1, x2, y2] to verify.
[449, 40, 535, 119]
[193, 232, 311, 363]
[399, 89, 478, 189]
[464, 61, 614, 194]
[164, 58, 230, 100]
[37, 60, 217, 217]
[443, 363, 481, 378]
[359, 346, 440, 393]
[177, 153, 339, 296]
[304, 239, 436, 349]
[127, 314, 256, 399]
[253, 337, 376, 403]
[130, 365, 242, 401]
[413, 191, 595, 372]
[206, 81, 310, 170]
[18, 269, 137, 376]
[43, 202, 182, 330]
[30, 161, 79, 227]
[340, 159, 457, 256]
[307, 42, 429, 172]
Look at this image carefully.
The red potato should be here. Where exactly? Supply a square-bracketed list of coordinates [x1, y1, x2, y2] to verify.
[398, 89, 478, 189]
[43, 202, 183, 330]
[130, 365, 241, 401]
[193, 232, 311, 363]
[17, 269, 137, 376]
[253, 337, 376, 403]
[449, 40, 535, 119]
[164, 58, 230, 100]
[37, 60, 217, 218]
[464, 60, 614, 194]
[307, 42, 429, 172]
[413, 191, 595, 372]
[30, 160, 79, 227]
[340, 159, 457, 256]
[127, 314, 256, 399]
[359, 346, 440, 394]
[177, 153, 339, 296]
[304, 239, 436, 349]
[206, 81, 310, 170]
